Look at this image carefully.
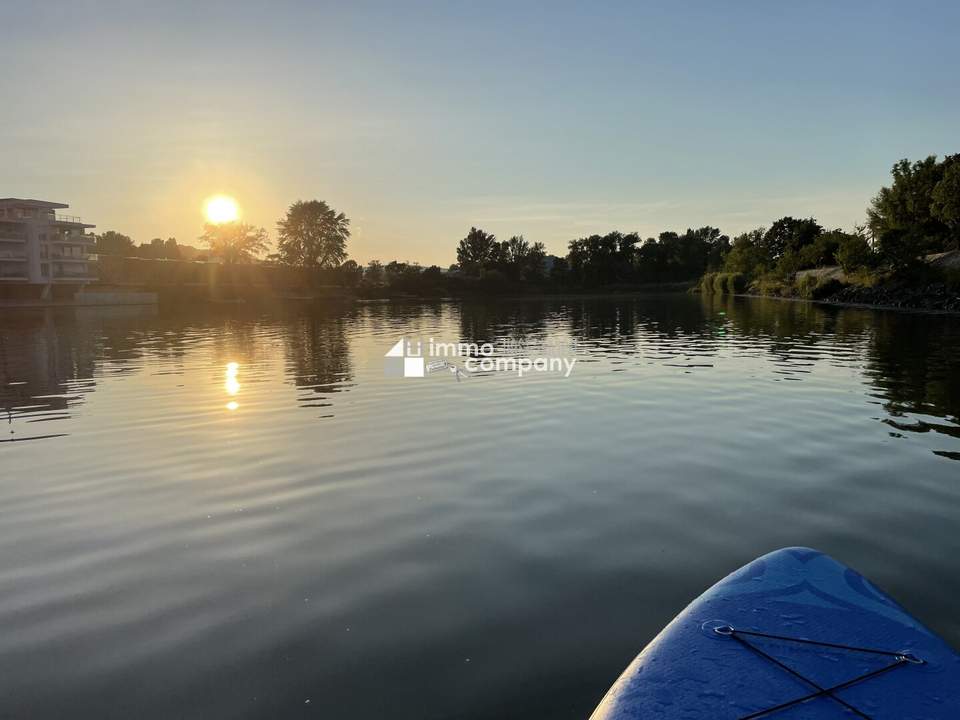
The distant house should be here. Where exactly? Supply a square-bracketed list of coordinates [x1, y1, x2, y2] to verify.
[0, 199, 96, 298]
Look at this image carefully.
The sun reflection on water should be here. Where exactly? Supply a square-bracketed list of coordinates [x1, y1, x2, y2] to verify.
[225, 362, 240, 410]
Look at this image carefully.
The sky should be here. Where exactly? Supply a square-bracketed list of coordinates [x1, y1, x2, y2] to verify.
[2, 1, 958, 266]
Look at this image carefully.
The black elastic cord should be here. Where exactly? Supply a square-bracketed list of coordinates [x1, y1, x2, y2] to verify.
[731, 628, 906, 658]
[739, 657, 905, 720]
[730, 632, 873, 720]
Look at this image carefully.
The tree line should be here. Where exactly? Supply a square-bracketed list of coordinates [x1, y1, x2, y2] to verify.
[95, 199, 351, 268]
[94, 153, 958, 296]
[720, 156, 958, 279]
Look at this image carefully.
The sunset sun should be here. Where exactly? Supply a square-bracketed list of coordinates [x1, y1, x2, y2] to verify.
[204, 195, 239, 224]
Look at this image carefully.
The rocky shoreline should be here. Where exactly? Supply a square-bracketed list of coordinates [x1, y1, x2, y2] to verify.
[820, 281, 960, 313]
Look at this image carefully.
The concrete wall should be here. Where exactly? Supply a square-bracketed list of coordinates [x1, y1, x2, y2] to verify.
[75, 291, 158, 306]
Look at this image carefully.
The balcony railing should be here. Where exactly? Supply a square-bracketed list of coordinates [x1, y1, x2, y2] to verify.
[0, 251, 27, 260]
[50, 233, 96, 244]
[55, 214, 84, 224]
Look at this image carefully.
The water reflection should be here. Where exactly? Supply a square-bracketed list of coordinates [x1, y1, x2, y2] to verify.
[1, 295, 960, 720]
[1, 297, 959, 453]
[224, 362, 240, 411]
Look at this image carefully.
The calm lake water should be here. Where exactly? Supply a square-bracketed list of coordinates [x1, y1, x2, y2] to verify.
[1, 294, 959, 719]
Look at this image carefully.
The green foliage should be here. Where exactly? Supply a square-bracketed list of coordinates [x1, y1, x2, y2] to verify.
[565, 227, 728, 287]
[868, 155, 956, 254]
[699, 272, 716, 294]
[877, 227, 926, 272]
[836, 230, 876, 273]
[931, 156, 960, 245]
[95, 230, 135, 256]
[134, 237, 181, 260]
[456, 227, 498, 277]
[364, 260, 384, 285]
[276, 200, 350, 268]
[338, 259, 363, 288]
[501, 235, 548, 281]
[797, 230, 844, 269]
[762, 217, 823, 264]
[704, 272, 746, 295]
[795, 275, 818, 298]
[722, 228, 767, 277]
[455, 228, 548, 281]
[199, 222, 269, 264]
[724, 273, 747, 293]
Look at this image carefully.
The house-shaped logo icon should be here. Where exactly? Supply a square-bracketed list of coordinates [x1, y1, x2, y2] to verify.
[384, 338, 425, 378]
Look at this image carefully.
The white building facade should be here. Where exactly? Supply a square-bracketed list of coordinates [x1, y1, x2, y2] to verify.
[0, 199, 96, 295]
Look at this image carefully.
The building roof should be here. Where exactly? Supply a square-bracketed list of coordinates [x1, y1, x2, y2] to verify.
[0, 198, 70, 209]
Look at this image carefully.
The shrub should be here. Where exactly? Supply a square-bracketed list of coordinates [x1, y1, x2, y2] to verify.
[705, 272, 749, 295]
[798, 231, 843, 268]
[877, 228, 926, 272]
[796, 275, 818, 298]
[699, 272, 716, 294]
[836, 233, 876, 273]
[723, 272, 747, 293]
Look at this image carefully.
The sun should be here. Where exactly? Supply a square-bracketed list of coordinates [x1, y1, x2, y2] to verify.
[204, 195, 240, 224]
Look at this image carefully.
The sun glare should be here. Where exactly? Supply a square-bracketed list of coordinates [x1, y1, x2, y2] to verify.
[204, 195, 240, 224]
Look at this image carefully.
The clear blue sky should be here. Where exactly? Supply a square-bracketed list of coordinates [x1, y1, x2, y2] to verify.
[2, 1, 957, 264]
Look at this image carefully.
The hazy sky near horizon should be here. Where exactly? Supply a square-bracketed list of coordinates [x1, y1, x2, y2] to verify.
[2, 1, 958, 265]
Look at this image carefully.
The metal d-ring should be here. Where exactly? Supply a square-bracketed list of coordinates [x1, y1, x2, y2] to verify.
[897, 651, 924, 665]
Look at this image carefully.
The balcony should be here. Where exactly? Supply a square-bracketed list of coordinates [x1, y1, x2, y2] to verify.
[0, 250, 27, 260]
[0, 229, 27, 242]
[52, 268, 97, 282]
[50, 233, 96, 245]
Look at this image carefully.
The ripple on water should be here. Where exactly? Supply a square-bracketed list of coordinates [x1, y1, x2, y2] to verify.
[0, 296, 959, 718]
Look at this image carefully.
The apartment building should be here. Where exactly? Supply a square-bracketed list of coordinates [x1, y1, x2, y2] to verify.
[0, 199, 96, 297]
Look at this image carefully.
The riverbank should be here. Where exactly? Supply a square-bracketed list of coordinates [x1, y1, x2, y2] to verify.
[699, 250, 960, 314]
[731, 281, 960, 315]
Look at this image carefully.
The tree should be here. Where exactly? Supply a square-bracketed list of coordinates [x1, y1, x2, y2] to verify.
[931, 156, 960, 247]
[797, 230, 845, 269]
[200, 222, 269, 264]
[276, 200, 350, 268]
[146, 237, 166, 259]
[365, 260, 384, 285]
[836, 229, 876, 273]
[761, 217, 823, 265]
[868, 156, 951, 253]
[96, 230, 134, 256]
[338, 259, 363, 288]
[877, 228, 926, 271]
[164, 237, 181, 260]
[723, 228, 768, 277]
[456, 227, 498, 276]
[504, 235, 530, 265]
[524, 241, 547, 281]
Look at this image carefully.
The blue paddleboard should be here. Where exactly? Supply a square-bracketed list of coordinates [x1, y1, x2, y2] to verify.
[590, 547, 960, 719]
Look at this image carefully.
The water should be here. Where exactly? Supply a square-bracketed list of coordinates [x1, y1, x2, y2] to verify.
[1, 294, 959, 719]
